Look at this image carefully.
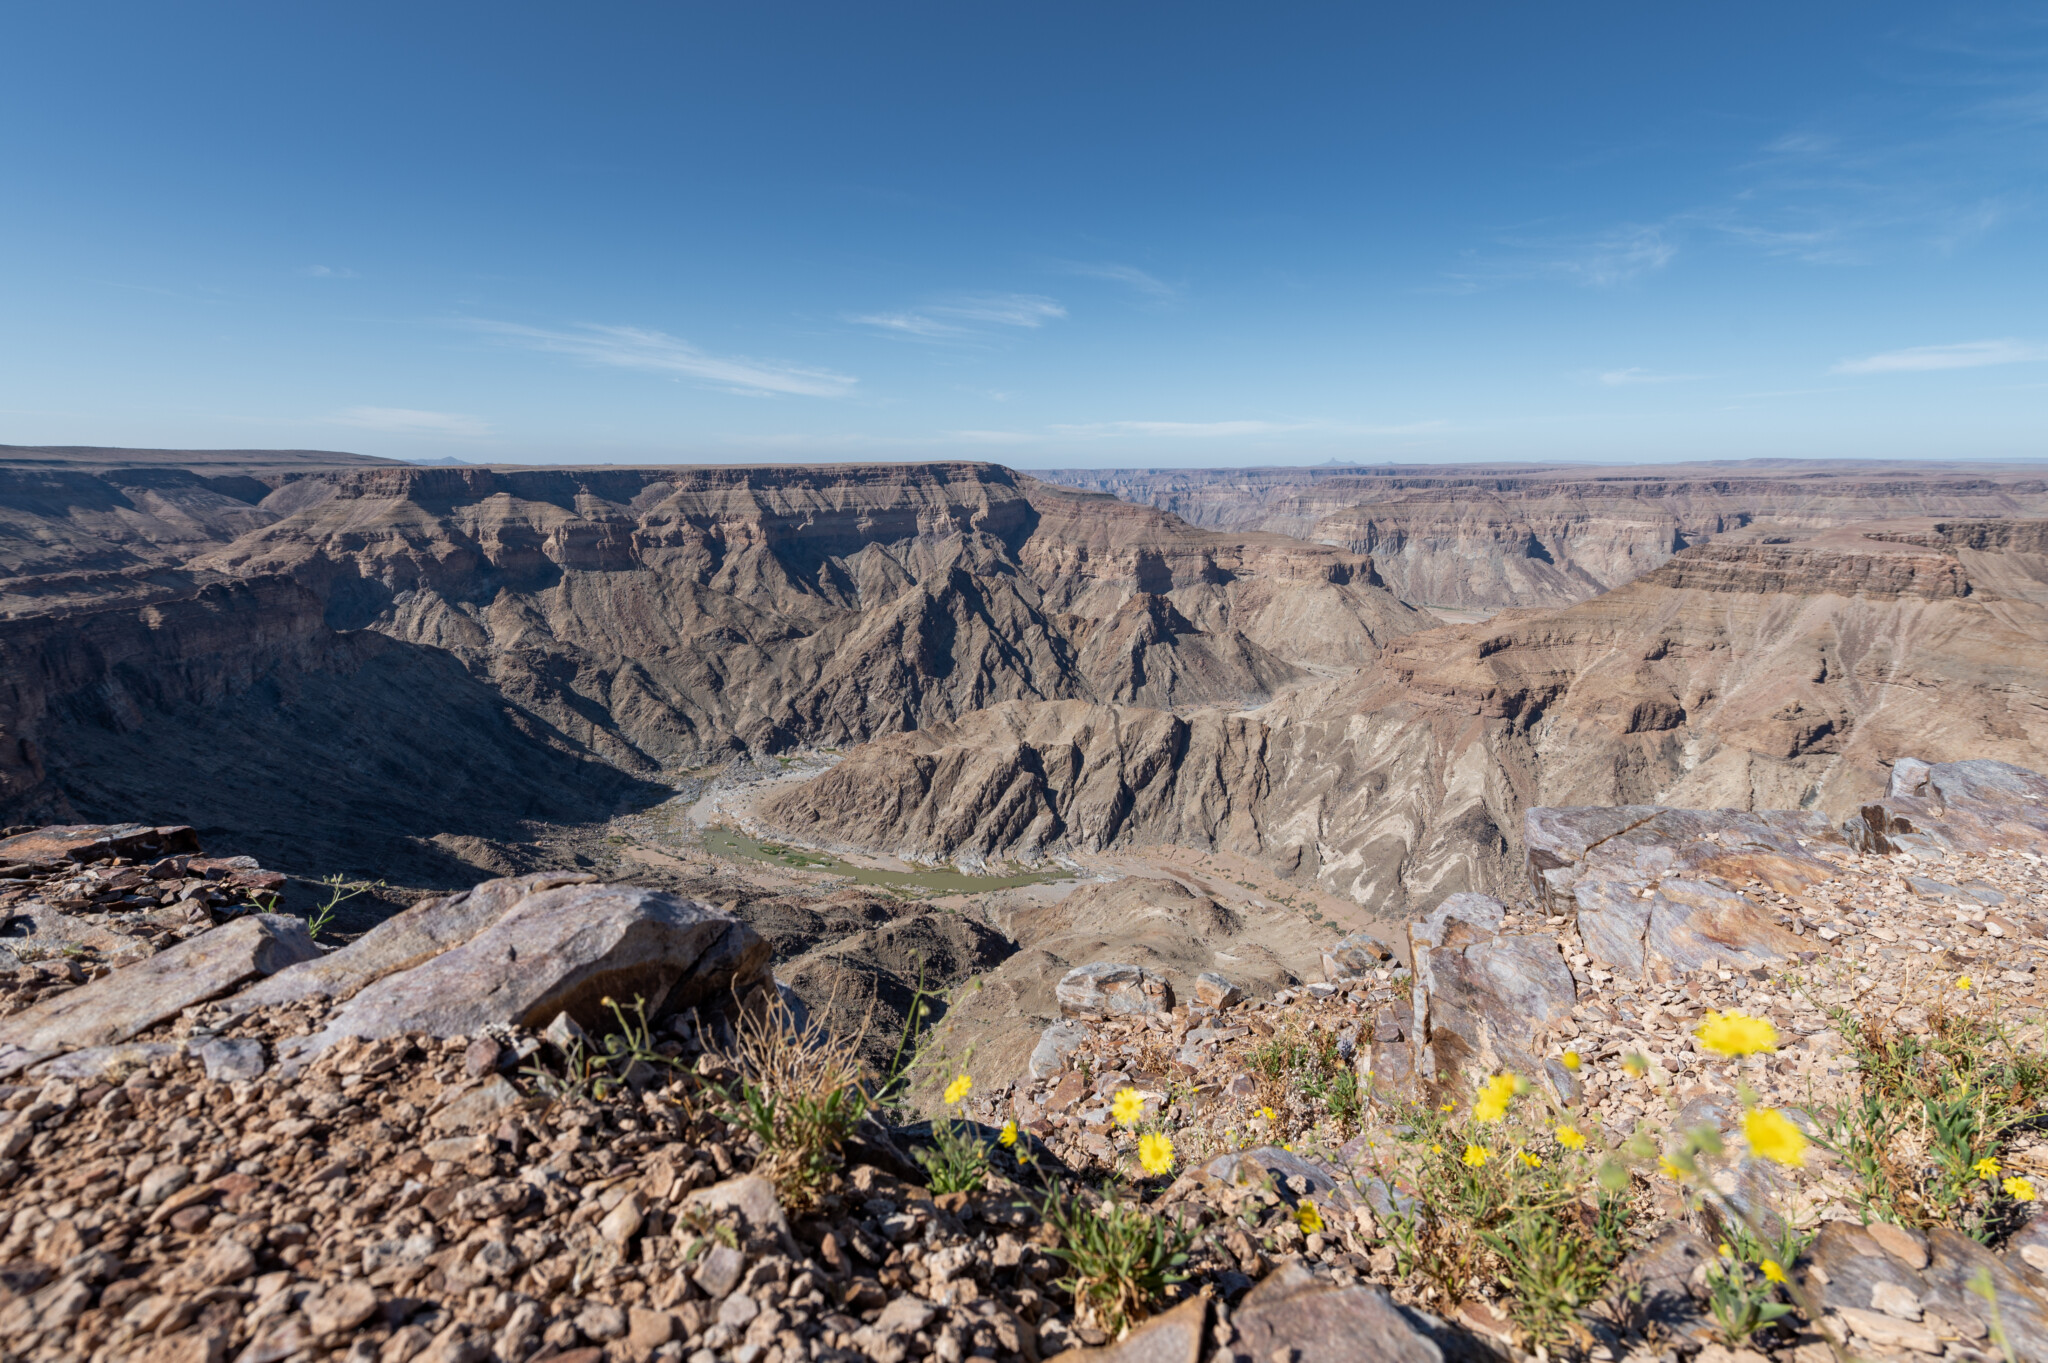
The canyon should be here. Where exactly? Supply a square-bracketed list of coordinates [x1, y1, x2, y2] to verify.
[7, 445, 2048, 1037]
[8, 445, 2048, 1363]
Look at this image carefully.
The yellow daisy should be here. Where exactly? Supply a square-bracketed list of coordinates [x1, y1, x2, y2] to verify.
[1695, 1010, 1779, 1057]
[1137, 1130, 1175, 1175]
[1742, 1107, 1809, 1167]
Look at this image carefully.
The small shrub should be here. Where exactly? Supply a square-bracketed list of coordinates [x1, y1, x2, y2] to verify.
[720, 987, 871, 1210]
[916, 1070, 993, 1193]
[521, 994, 680, 1104]
[306, 872, 384, 940]
[1036, 1179, 1192, 1334]
[1376, 1089, 1632, 1348]
[1824, 998, 2048, 1241]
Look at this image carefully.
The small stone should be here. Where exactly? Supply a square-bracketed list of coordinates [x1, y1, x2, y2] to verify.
[1194, 972, 1244, 1008]
[196, 1236, 258, 1287]
[306, 1281, 379, 1335]
[693, 1244, 745, 1299]
[462, 1035, 506, 1077]
[716, 1292, 760, 1330]
[575, 1302, 629, 1341]
[627, 1306, 678, 1353]
[1028, 1021, 1090, 1080]
[139, 1162, 193, 1207]
[683, 1174, 788, 1241]
[197, 1038, 266, 1082]
[599, 1194, 645, 1246]
[871, 1296, 935, 1336]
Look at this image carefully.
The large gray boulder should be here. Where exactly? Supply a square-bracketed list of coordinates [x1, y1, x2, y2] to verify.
[1055, 962, 1174, 1019]
[1849, 757, 2048, 856]
[231, 871, 599, 1011]
[275, 880, 769, 1062]
[0, 914, 319, 1078]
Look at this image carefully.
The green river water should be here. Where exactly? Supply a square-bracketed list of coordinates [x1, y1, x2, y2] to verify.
[698, 826, 1073, 893]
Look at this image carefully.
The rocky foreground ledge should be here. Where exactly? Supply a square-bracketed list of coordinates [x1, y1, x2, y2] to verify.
[1, 763, 2046, 1362]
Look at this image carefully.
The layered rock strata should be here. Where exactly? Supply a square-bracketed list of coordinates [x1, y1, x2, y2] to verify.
[760, 523, 2048, 917]
[1041, 461, 2048, 610]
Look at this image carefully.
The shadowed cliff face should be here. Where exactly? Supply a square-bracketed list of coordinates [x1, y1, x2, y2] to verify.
[0, 457, 1424, 882]
[1037, 463, 2048, 611]
[756, 519, 2048, 918]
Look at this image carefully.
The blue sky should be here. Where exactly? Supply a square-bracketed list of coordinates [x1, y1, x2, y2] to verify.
[3, 3, 2045, 466]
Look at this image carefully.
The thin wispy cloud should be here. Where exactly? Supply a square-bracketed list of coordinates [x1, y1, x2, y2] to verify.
[1832, 340, 2047, 374]
[1447, 224, 1677, 292]
[300, 265, 359, 279]
[849, 293, 1065, 340]
[1596, 367, 1705, 386]
[328, 407, 490, 438]
[1047, 260, 1180, 300]
[468, 320, 855, 397]
[1549, 226, 1677, 287]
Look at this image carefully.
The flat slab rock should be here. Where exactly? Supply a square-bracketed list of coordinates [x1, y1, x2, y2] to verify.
[1062, 1264, 1475, 1363]
[271, 878, 770, 1064]
[1410, 892, 1575, 1084]
[0, 914, 318, 1078]
[1523, 805, 1833, 980]
[0, 822, 201, 869]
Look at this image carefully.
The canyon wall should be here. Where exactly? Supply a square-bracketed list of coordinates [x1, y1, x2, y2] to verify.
[757, 518, 2048, 917]
[0, 455, 1422, 881]
[1036, 462, 2048, 610]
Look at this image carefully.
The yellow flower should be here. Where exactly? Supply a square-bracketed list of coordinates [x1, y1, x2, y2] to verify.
[1138, 1131, 1176, 1176]
[1439, 1101, 1457, 1112]
[998, 1119, 1018, 1148]
[1255, 1105, 1278, 1122]
[1975, 1156, 2001, 1181]
[1743, 1107, 1809, 1167]
[1461, 1144, 1489, 1168]
[1112, 1087, 1147, 1126]
[943, 1073, 973, 1105]
[1430, 1142, 1444, 1155]
[1516, 1150, 1542, 1169]
[1555, 1125, 1586, 1151]
[2004, 1176, 2037, 1202]
[1958, 976, 1973, 991]
[1761, 1259, 1787, 1284]
[1561, 1050, 1581, 1071]
[1622, 1053, 1648, 1080]
[1295, 1201, 1324, 1234]
[1695, 1010, 1779, 1057]
[1658, 1157, 1686, 1181]
[1716, 1242, 1732, 1258]
[1472, 1073, 1520, 1123]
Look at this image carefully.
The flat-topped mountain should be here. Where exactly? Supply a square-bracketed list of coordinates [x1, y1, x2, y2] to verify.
[1037, 459, 2048, 611]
